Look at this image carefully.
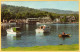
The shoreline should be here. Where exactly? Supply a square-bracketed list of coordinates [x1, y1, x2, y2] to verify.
[2, 44, 79, 51]
[1, 22, 79, 25]
[1, 23, 16, 26]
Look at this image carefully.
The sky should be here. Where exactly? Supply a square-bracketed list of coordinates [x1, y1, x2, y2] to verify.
[1, 1, 79, 11]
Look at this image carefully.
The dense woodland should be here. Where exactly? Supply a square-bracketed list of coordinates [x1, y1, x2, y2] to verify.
[1, 4, 79, 22]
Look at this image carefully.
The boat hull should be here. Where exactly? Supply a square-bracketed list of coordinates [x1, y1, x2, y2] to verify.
[35, 29, 44, 33]
[59, 34, 71, 37]
[43, 28, 50, 33]
[7, 31, 16, 34]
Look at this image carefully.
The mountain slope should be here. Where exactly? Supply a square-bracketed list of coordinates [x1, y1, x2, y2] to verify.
[40, 8, 78, 14]
[1, 4, 43, 14]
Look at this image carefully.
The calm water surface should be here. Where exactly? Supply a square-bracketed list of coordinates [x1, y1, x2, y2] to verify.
[1, 24, 79, 48]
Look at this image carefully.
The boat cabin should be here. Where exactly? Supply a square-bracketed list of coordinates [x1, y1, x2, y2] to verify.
[12, 27, 21, 32]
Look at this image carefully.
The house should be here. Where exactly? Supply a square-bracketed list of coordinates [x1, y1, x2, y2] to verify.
[39, 15, 52, 23]
[60, 16, 64, 19]
[27, 18, 39, 25]
[66, 16, 76, 22]
[3, 19, 7, 23]
[71, 16, 76, 22]
[9, 19, 16, 23]
[53, 18, 60, 23]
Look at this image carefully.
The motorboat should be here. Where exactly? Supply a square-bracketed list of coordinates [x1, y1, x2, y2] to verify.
[35, 29, 44, 33]
[6, 27, 21, 35]
[35, 25, 50, 33]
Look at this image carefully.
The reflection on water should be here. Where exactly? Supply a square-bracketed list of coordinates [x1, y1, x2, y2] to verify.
[36, 32, 48, 46]
[36, 32, 44, 36]
[1, 24, 79, 48]
[7, 33, 21, 40]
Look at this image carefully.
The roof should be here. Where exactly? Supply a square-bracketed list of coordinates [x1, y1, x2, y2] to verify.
[12, 27, 20, 28]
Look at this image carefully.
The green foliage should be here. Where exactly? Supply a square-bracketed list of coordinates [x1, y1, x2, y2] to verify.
[1, 4, 79, 22]
[60, 17, 66, 22]
[1, 4, 51, 20]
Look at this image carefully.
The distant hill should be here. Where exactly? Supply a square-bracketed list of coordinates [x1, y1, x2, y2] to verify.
[40, 8, 78, 14]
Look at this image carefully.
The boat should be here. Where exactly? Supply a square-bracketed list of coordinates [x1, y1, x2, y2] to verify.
[58, 34, 71, 37]
[35, 29, 44, 36]
[6, 27, 21, 35]
[35, 25, 50, 33]
[35, 29, 44, 33]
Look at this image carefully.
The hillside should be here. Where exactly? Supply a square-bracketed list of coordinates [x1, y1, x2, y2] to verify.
[1, 4, 54, 20]
[1, 4, 79, 22]
[40, 8, 78, 14]
[2, 4, 65, 21]
[1, 4, 44, 14]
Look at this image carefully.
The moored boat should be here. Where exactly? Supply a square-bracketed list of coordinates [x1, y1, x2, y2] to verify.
[35, 25, 50, 33]
[6, 27, 21, 35]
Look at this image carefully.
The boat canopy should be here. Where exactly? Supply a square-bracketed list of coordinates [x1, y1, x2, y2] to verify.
[12, 27, 20, 32]
[12, 27, 20, 29]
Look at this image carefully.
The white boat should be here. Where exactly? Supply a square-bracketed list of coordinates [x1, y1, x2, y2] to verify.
[35, 29, 44, 33]
[6, 28, 16, 34]
[6, 27, 20, 35]
[35, 25, 50, 33]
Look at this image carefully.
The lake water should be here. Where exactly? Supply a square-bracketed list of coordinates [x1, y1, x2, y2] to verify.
[1, 23, 79, 48]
